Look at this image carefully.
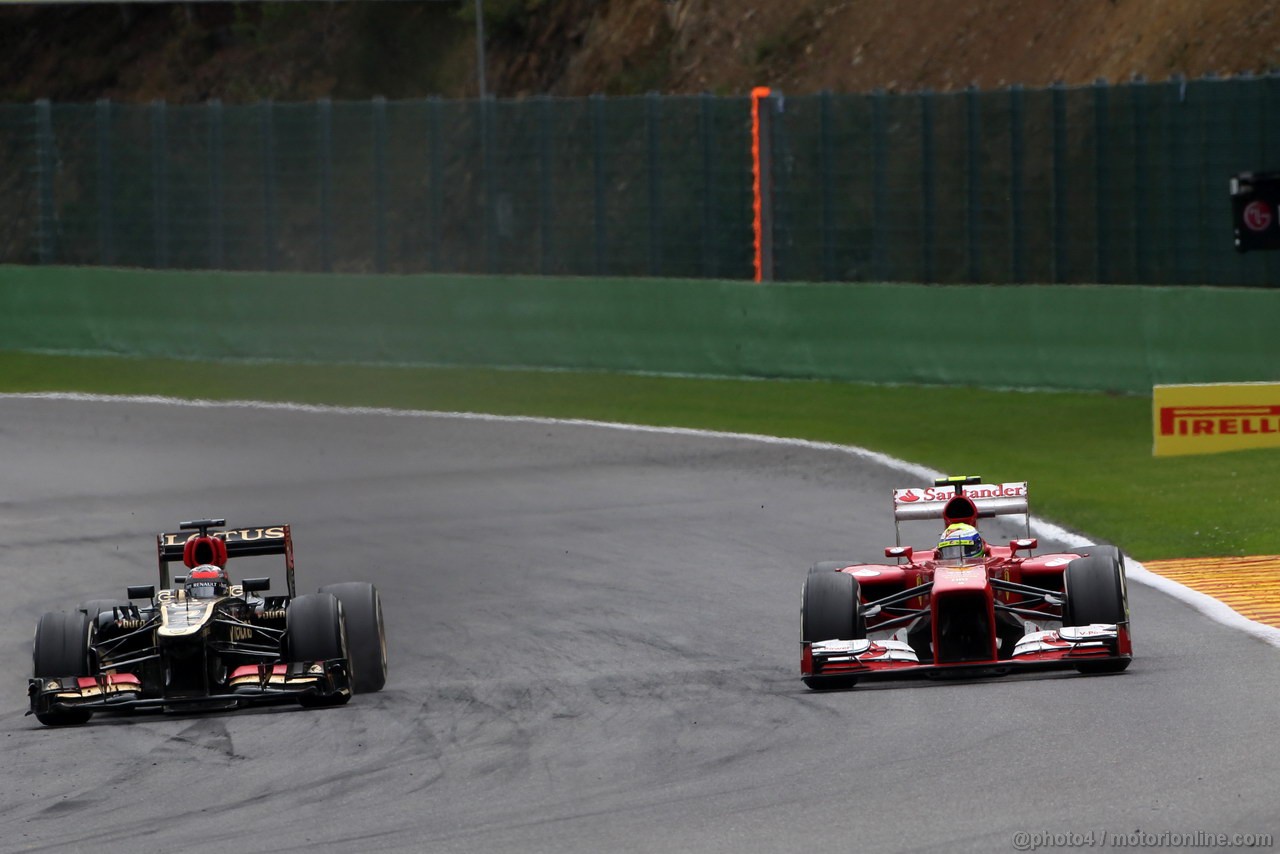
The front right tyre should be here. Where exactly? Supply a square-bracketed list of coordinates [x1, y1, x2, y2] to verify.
[801, 563, 866, 691]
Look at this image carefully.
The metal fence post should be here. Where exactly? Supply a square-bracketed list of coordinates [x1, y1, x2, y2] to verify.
[1260, 73, 1280, 286]
[151, 100, 169, 269]
[920, 90, 936, 283]
[699, 92, 716, 278]
[208, 99, 224, 269]
[95, 98, 113, 266]
[35, 99, 54, 264]
[1008, 85, 1025, 283]
[645, 91, 662, 277]
[819, 90, 835, 281]
[1092, 79, 1108, 283]
[1262, 73, 1280, 284]
[591, 93, 606, 276]
[1051, 83, 1067, 283]
[536, 95, 553, 275]
[871, 90, 888, 280]
[373, 96, 388, 273]
[1197, 75, 1219, 284]
[966, 85, 981, 283]
[261, 99, 277, 271]
[1166, 76, 1187, 284]
[427, 96, 443, 271]
[1131, 80, 1147, 283]
[479, 96, 496, 273]
[318, 98, 333, 273]
[1265, 73, 1280, 178]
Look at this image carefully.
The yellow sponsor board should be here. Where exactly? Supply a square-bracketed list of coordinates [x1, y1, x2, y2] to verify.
[1153, 383, 1280, 457]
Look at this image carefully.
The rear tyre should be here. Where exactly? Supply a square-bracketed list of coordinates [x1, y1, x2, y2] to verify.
[32, 611, 94, 726]
[801, 563, 865, 691]
[286, 593, 351, 707]
[319, 582, 387, 693]
[1063, 545, 1131, 675]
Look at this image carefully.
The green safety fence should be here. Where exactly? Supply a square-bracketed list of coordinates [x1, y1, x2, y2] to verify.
[4, 78, 1280, 286]
[3, 95, 754, 280]
[769, 79, 1280, 287]
[2, 266, 1276, 392]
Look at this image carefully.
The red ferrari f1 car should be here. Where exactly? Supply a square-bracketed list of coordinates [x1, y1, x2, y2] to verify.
[29, 519, 387, 726]
[800, 476, 1131, 689]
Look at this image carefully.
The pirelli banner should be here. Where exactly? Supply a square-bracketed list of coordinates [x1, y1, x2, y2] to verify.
[1154, 383, 1280, 457]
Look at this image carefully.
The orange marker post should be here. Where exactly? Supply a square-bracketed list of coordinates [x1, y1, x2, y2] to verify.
[751, 86, 772, 283]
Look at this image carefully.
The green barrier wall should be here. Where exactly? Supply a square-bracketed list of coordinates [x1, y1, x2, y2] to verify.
[1, 266, 1277, 393]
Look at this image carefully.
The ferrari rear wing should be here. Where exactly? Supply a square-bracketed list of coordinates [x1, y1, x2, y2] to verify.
[891, 478, 1030, 543]
[156, 522, 296, 598]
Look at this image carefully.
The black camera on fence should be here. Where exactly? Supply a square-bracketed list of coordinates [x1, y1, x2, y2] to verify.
[1231, 171, 1280, 252]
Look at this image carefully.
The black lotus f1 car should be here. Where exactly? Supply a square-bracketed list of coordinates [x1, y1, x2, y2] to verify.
[29, 519, 387, 726]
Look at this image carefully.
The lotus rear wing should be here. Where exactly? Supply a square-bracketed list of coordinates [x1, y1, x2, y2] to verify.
[156, 521, 295, 598]
[891, 478, 1030, 544]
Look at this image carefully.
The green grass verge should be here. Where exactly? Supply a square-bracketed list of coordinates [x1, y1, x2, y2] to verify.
[3, 350, 1278, 561]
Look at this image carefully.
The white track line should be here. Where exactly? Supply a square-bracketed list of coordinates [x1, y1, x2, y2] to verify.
[8, 391, 1280, 649]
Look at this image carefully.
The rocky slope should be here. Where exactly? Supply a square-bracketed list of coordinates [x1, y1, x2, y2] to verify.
[2, 0, 1278, 103]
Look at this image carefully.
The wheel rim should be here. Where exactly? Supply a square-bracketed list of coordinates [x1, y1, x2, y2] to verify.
[375, 594, 388, 680]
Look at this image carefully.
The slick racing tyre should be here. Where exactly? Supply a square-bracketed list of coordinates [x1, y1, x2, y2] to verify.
[287, 593, 351, 707]
[1063, 545, 1131, 674]
[33, 611, 94, 726]
[318, 582, 387, 693]
[801, 563, 865, 691]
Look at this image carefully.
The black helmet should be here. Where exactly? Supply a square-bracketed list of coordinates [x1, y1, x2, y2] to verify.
[188, 565, 229, 599]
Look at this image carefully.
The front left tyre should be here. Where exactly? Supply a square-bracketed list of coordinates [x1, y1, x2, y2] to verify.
[1063, 545, 1131, 674]
[286, 593, 351, 707]
[318, 582, 387, 694]
[32, 611, 94, 726]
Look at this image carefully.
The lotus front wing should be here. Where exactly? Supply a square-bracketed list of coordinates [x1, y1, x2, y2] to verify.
[27, 659, 351, 718]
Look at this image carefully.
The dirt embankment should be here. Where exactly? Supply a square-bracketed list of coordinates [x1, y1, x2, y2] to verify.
[497, 0, 1280, 95]
[3, 0, 1279, 103]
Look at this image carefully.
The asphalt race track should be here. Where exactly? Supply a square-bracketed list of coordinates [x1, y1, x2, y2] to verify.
[2, 397, 1278, 853]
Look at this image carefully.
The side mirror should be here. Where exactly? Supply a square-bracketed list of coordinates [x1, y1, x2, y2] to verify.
[127, 585, 155, 600]
[1010, 538, 1038, 553]
[885, 546, 913, 560]
[173, 575, 187, 585]
[242, 577, 271, 593]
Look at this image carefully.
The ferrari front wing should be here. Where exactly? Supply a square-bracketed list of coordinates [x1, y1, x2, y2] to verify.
[803, 623, 1132, 679]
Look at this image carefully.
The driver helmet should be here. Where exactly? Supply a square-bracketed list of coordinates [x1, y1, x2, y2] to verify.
[937, 523, 985, 562]
[188, 565, 229, 599]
